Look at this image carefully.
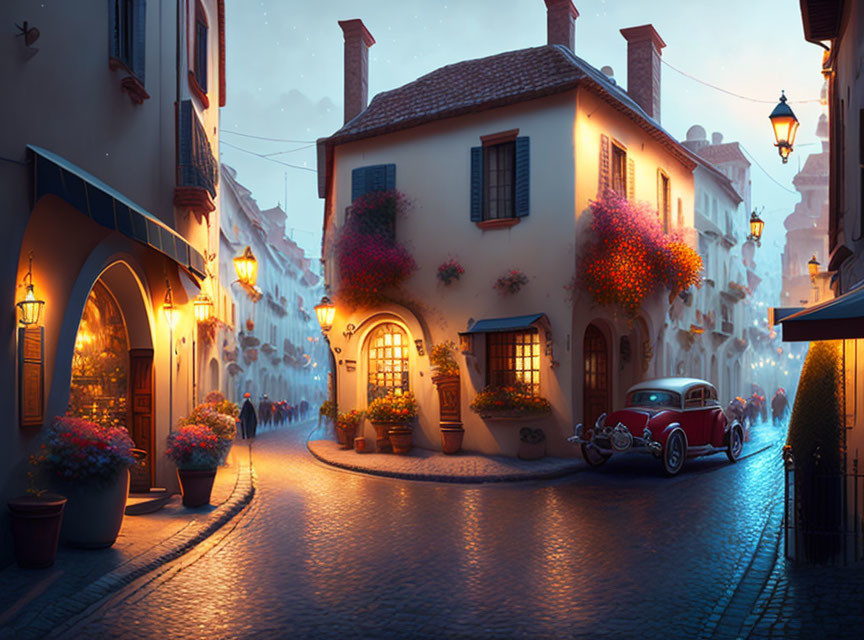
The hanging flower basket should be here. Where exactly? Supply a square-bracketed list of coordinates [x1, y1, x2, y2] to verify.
[437, 259, 465, 285]
[494, 270, 529, 295]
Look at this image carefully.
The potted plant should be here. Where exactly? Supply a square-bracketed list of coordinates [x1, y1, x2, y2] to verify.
[43, 416, 137, 548]
[429, 341, 464, 454]
[469, 382, 552, 420]
[336, 410, 364, 449]
[493, 269, 529, 295]
[7, 456, 67, 568]
[436, 259, 465, 286]
[367, 392, 418, 455]
[518, 428, 546, 460]
[165, 424, 222, 508]
[178, 401, 237, 465]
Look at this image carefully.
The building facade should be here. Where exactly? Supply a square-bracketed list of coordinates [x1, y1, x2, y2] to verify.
[0, 0, 224, 565]
[318, 2, 700, 457]
[219, 165, 328, 409]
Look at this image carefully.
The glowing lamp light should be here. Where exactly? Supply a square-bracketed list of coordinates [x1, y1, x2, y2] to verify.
[17, 253, 45, 326]
[314, 296, 336, 333]
[233, 246, 258, 287]
[769, 91, 799, 164]
[162, 282, 178, 330]
[748, 211, 765, 245]
[807, 255, 821, 279]
[193, 292, 214, 323]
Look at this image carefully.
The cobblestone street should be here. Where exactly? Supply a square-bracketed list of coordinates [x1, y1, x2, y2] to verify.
[44, 420, 831, 639]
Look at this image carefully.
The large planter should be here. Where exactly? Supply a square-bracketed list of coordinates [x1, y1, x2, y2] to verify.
[7, 493, 66, 569]
[55, 469, 130, 549]
[432, 374, 461, 423]
[336, 425, 357, 449]
[177, 468, 217, 508]
[387, 427, 414, 455]
[440, 425, 465, 455]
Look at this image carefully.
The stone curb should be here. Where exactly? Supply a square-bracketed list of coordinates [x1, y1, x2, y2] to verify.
[4, 458, 256, 640]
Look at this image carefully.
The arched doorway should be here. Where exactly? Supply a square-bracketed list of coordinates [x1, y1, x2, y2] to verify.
[67, 262, 154, 490]
[583, 324, 610, 428]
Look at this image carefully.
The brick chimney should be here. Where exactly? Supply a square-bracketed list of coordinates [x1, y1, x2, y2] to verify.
[619, 24, 666, 122]
[338, 19, 375, 124]
[544, 0, 579, 51]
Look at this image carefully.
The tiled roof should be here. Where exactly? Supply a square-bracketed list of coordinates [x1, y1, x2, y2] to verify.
[319, 44, 696, 198]
[697, 142, 749, 167]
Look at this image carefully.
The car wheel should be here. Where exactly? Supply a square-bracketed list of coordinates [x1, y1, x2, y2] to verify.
[662, 429, 686, 476]
[581, 443, 611, 467]
[726, 424, 744, 463]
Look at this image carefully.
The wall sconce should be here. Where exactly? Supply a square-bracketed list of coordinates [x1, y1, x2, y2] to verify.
[314, 296, 335, 333]
[747, 210, 765, 246]
[192, 292, 214, 323]
[16, 21, 40, 47]
[414, 339, 425, 356]
[343, 323, 356, 340]
[17, 252, 45, 326]
[233, 246, 258, 287]
[807, 255, 820, 280]
[162, 280, 178, 330]
[459, 333, 474, 355]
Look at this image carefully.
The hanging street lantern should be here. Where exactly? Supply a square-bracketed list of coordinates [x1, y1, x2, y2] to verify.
[192, 292, 214, 323]
[162, 281, 178, 330]
[17, 252, 45, 326]
[314, 296, 336, 334]
[769, 91, 800, 164]
[747, 210, 765, 246]
[233, 246, 258, 288]
[808, 255, 821, 279]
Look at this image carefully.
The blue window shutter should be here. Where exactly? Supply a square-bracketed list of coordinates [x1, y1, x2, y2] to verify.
[132, 0, 146, 82]
[385, 164, 396, 190]
[351, 167, 367, 202]
[108, 1, 118, 59]
[470, 146, 483, 221]
[515, 136, 530, 217]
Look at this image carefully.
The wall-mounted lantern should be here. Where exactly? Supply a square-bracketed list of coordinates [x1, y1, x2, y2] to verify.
[769, 91, 800, 164]
[162, 281, 178, 330]
[233, 246, 258, 288]
[17, 252, 45, 326]
[314, 296, 335, 334]
[192, 292, 214, 323]
[747, 210, 765, 246]
[808, 255, 821, 279]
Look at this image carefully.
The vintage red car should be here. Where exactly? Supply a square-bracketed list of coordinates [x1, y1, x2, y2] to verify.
[568, 377, 744, 476]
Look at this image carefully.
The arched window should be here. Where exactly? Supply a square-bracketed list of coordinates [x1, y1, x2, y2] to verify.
[366, 323, 409, 401]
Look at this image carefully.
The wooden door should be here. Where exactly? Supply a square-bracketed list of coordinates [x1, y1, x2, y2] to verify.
[583, 325, 610, 429]
[128, 348, 154, 492]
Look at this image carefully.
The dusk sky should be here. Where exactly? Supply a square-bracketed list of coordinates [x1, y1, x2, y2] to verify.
[221, 0, 825, 271]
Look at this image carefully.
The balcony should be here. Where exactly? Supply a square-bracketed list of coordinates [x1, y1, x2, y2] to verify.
[174, 100, 218, 217]
[721, 321, 734, 335]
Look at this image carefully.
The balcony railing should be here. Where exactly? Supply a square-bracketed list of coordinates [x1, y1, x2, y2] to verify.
[174, 100, 218, 216]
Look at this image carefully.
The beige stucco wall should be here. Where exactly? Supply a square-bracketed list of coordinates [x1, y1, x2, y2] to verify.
[324, 88, 697, 456]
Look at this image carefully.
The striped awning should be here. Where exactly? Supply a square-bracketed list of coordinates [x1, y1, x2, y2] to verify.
[28, 145, 206, 280]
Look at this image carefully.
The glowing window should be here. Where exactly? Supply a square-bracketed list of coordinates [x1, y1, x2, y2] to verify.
[367, 323, 410, 401]
[487, 330, 540, 394]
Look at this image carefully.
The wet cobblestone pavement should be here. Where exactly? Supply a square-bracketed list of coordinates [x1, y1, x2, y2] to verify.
[51, 421, 853, 639]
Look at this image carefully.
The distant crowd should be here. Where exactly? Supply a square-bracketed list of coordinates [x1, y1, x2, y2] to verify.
[725, 385, 790, 428]
[237, 395, 312, 440]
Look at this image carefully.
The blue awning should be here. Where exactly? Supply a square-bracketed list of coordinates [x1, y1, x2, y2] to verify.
[775, 284, 864, 341]
[461, 313, 548, 334]
[28, 145, 206, 280]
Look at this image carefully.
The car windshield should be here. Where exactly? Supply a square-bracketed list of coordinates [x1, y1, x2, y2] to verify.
[626, 390, 681, 409]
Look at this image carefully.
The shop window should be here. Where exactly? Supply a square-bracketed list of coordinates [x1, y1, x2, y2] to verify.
[366, 323, 410, 401]
[68, 281, 129, 428]
[487, 330, 540, 395]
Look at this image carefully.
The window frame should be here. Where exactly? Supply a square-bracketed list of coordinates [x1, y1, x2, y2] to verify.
[659, 169, 671, 233]
[485, 329, 541, 395]
[480, 129, 519, 223]
[188, 0, 210, 108]
[610, 141, 627, 197]
[365, 322, 411, 402]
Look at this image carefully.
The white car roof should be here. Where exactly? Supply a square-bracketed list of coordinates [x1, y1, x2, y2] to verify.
[627, 377, 715, 395]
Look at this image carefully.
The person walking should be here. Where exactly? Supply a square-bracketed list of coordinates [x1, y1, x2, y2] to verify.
[239, 392, 258, 440]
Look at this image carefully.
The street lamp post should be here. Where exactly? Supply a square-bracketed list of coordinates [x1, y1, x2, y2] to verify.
[163, 280, 179, 432]
[808, 255, 821, 303]
[314, 296, 338, 424]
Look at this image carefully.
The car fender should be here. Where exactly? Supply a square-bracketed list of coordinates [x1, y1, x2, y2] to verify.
[659, 422, 682, 445]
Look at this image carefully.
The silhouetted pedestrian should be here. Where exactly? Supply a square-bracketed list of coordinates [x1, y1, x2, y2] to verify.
[239, 392, 257, 440]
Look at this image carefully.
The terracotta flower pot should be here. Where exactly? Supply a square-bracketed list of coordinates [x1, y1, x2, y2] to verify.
[55, 469, 130, 549]
[518, 440, 546, 461]
[7, 493, 66, 569]
[354, 437, 368, 453]
[387, 427, 414, 455]
[336, 425, 356, 449]
[177, 468, 217, 508]
[371, 422, 400, 452]
[440, 426, 465, 455]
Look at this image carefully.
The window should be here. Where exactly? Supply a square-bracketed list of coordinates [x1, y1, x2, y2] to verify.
[611, 143, 627, 196]
[684, 387, 704, 409]
[109, 0, 145, 82]
[112, 0, 134, 69]
[659, 170, 670, 232]
[471, 134, 529, 223]
[626, 390, 681, 409]
[367, 323, 410, 401]
[483, 141, 515, 220]
[351, 164, 396, 202]
[194, 3, 208, 92]
[486, 330, 540, 395]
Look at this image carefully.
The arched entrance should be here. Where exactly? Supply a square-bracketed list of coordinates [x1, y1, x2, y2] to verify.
[67, 262, 154, 490]
[583, 324, 610, 428]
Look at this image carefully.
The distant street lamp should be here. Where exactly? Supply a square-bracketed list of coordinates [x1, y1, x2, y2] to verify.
[748, 210, 765, 246]
[233, 246, 258, 288]
[193, 292, 214, 323]
[769, 91, 800, 164]
[17, 252, 45, 326]
[807, 255, 821, 279]
[314, 296, 336, 334]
